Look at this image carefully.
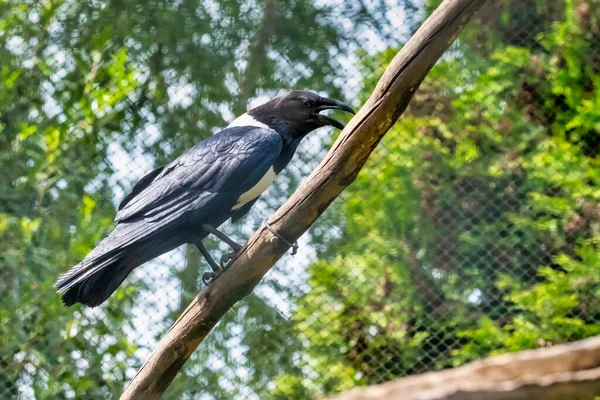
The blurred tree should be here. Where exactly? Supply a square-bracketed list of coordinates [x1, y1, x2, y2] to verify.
[0, 0, 392, 398]
[8, 0, 596, 398]
[272, 0, 600, 397]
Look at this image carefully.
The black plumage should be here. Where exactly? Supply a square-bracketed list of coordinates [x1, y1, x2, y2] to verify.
[55, 90, 354, 307]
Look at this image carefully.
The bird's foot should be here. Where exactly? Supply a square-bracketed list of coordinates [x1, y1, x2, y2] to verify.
[220, 249, 242, 269]
[200, 249, 243, 286]
[202, 269, 223, 286]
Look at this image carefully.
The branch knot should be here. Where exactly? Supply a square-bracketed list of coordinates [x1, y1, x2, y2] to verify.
[264, 220, 299, 256]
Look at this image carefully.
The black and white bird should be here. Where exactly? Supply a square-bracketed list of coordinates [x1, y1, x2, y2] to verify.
[55, 90, 355, 307]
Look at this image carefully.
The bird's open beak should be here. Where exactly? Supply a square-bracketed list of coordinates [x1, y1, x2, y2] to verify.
[315, 97, 356, 130]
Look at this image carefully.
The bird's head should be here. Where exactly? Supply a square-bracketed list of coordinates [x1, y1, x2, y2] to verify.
[237, 90, 355, 138]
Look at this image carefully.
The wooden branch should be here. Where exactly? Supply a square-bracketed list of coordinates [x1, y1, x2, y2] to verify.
[120, 0, 487, 398]
[327, 336, 600, 400]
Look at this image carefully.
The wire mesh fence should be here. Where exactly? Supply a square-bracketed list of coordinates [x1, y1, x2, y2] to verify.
[2, 0, 600, 398]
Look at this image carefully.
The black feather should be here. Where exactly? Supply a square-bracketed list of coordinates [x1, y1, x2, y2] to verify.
[118, 165, 165, 210]
[231, 198, 259, 223]
[61, 258, 130, 307]
[56, 126, 285, 307]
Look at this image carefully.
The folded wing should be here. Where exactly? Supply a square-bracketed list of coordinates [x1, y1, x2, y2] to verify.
[56, 127, 283, 298]
[115, 126, 282, 225]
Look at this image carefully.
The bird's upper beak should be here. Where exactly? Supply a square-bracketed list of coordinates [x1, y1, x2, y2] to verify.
[314, 97, 356, 130]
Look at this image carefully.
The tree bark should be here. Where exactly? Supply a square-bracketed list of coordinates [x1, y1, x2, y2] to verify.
[120, 0, 487, 398]
[327, 336, 600, 400]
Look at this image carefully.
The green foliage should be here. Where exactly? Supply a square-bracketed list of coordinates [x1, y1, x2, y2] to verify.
[0, 0, 386, 397]
[3, 0, 599, 398]
[275, 0, 600, 397]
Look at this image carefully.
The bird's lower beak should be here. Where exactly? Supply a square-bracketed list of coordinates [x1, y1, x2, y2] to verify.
[315, 97, 356, 130]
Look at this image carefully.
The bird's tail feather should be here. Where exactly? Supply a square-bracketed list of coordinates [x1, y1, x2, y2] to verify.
[55, 248, 124, 291]
[59, 260, 133, 307]
[56, 219, 184, 307]
[56, 251, 134, 307]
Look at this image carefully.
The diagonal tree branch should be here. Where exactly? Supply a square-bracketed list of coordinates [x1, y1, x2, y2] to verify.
[121, 0, 487, 398]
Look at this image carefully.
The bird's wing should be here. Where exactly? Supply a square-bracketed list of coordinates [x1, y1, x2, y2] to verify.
[118, 165, 166, 210]
[230, 198, 259, 223]
[114, 126, 283, 224]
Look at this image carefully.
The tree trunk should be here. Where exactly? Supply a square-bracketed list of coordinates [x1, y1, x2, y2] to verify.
[234, 0, 277, 115]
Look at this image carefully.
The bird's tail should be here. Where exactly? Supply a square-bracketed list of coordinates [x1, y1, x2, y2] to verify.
[56, 218, 184, 307]
[55, 223, 152, 307]
[55, 250, 134, 307]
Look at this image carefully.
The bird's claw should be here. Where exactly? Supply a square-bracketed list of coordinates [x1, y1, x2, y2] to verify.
[220, 249, 242, 269]
[202, 269, 223, 286]
[201, 249, 241, 286]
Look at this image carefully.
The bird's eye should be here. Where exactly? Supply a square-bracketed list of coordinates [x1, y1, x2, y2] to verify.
[303, 100, 312, 108]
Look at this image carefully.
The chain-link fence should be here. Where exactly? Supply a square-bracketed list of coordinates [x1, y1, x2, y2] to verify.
[2, 0, 600, 398]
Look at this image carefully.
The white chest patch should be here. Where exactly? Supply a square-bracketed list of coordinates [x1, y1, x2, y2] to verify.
[233, 167, 276, 210]
[228, 113, 270, 129]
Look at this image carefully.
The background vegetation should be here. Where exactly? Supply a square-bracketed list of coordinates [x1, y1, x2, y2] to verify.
[1, 0, 599, 398]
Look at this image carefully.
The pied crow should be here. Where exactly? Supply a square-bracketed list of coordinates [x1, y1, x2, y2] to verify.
[55, 90, 355, 307]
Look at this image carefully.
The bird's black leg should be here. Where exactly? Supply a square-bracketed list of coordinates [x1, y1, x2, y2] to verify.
[201, 224, 242, 250]
[201, 224, 243, 268]
[193, 239, 223, 285]
[194, 240, 220, 272]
